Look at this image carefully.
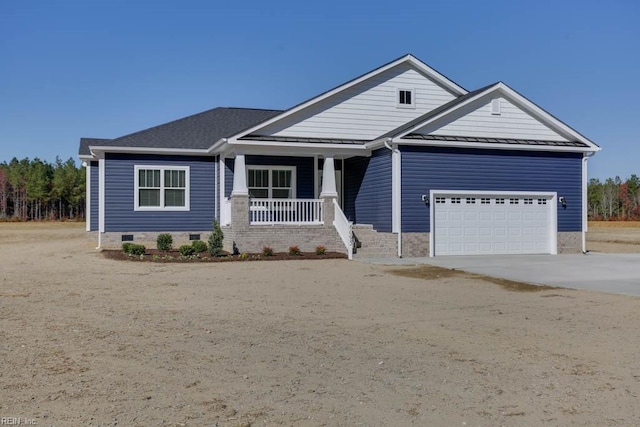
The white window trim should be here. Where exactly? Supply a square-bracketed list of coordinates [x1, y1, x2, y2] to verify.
[396, 88, 416, 109]
[247, 165, 296, 199]
[134, 165, 190, 211]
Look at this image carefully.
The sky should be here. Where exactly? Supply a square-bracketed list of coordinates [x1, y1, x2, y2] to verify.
[0, 0, 638, 180]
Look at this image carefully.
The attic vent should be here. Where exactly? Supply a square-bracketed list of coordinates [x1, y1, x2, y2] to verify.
[397, 89, 415, 108]
[491, 98, 501, 115]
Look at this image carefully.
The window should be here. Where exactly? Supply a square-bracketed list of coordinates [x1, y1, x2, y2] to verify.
[466, 197, 476, 204]
[538, 199, 547, 205]
[451, 197, 461, 204]
[524, 198, 533, 205]
[481, 198, 491, 204]
[510, 198, 519, 205]
[495, 198, 505, 204]
[397, 89, 415, 108]
[135, 166, 189, 210]
[248, 166, 295, 199]
[435, 196, 446, 204]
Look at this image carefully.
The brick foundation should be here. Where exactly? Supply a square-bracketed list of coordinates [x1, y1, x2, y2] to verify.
[558, 231, 582, 254]
[401, 232, 430, 257]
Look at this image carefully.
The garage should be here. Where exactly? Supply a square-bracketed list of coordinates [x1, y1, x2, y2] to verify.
[430, 190, 557, 256]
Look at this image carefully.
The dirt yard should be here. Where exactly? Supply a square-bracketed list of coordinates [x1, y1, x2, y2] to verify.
[1, 223, 640, 426]
[587, 221, 640, 253]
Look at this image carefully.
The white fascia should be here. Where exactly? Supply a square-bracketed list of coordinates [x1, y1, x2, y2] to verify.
[391, 138, 597, 153]
[225, 139, 370, 157]
[90, 146, 210, 157]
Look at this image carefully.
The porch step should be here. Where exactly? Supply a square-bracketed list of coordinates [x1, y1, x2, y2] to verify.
[352, 225, 398, 259]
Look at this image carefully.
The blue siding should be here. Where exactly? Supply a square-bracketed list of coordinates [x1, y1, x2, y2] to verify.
[104, 154, 215, 232]
[90, 161, 99, 231]
[224, 156, 315, 198]
[344, 148, 392, 232]
[401, 146, 583, 232]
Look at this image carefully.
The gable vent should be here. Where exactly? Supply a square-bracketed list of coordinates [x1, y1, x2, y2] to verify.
[491, 98, 501, 115]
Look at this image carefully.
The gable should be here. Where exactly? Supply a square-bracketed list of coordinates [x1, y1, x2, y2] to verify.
[414, 96, 569, 142]
[248, 63, 459, 141]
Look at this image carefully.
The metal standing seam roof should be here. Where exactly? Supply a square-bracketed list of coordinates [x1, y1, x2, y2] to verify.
[78, 107, 283, 154]
[240, 135, 369, 145]
[403, 134, 589, 147]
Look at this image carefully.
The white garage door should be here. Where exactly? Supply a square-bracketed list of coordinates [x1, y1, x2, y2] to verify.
[432, 191, 556, 256]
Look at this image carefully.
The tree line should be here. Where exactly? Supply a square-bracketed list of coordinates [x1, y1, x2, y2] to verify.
[0, 155, 638, 222]
[0, 157, 85, 221]
[588, 175, 640, 220]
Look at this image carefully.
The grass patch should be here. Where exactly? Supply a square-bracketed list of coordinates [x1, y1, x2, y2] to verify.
[389, 265, 558, 293]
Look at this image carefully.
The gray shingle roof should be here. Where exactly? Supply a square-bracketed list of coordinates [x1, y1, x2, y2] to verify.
[79, 138, 111, 156]
[78, 107, 283, 155]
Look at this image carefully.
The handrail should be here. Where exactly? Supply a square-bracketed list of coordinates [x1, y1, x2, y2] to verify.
[333, 199, 353, 260]
[250, 198, 323, 224]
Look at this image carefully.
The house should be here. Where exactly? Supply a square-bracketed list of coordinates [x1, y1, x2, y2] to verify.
[78, 54, 600, 258]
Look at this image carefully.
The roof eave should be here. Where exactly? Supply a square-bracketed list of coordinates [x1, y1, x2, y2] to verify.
[89, 146, 211, 157]
[226, 139, 371, 157]
[392, 138, 599, 153]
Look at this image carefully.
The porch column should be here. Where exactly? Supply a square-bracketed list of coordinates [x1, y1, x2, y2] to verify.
[231, 153, 248, 196]
[230, 153, 249, 244]
[320, 155, 338, 198]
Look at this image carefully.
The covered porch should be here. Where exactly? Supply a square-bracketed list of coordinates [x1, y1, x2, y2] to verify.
[219, 153, 354, 258]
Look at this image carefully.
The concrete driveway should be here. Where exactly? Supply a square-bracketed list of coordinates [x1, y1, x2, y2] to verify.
[362, 253, 640, 296]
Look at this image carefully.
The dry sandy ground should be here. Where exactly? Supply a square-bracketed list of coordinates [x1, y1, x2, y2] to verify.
[587, 221, 640, 253]
[1, 223, 640, 426]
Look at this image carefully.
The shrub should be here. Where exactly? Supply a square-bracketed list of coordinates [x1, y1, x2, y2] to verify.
[179, 244, 195, 257]
[262, 246, 274, 257]
[191, 240, 208, 253]
[315, 245, 326, 255]
[288, 245, 301, 256]
[122, 242, 134, 254]
[157, 233, 173, 251]
[208, 219, 224, 256]
[128, 244, 146, 256]
[239, 253, 249, 260]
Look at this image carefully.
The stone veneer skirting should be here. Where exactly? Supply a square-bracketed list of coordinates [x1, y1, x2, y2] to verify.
[557, 231, 582, 254]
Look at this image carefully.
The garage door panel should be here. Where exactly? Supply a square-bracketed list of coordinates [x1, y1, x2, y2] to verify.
[433, 192, 554, 256]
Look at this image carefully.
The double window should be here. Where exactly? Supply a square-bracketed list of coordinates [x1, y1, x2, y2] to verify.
[248, 166, 295, 199]
[135, 166, 189, 210]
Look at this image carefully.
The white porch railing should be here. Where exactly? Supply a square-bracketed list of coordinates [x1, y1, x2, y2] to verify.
[333, 199, 353, 260]
[250, 198, 323, 224]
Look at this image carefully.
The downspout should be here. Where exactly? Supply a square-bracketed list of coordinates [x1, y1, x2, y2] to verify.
[384, 139, 402, 258]
[582, 151, 596, 254]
